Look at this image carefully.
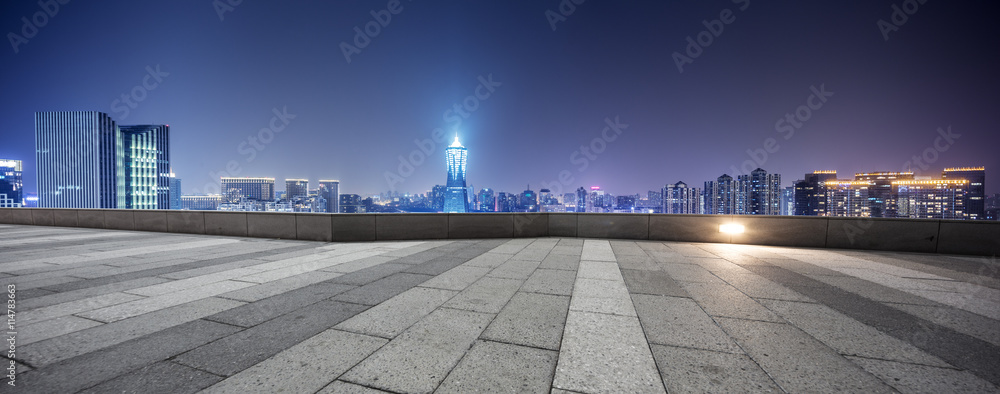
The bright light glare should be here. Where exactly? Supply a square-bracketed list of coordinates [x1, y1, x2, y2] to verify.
[720, 224, 745, 234]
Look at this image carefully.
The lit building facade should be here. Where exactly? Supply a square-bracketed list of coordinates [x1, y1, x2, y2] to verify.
[181, 195, 222, 210]
[737, 168, 781, 215]
[664, 181, 702, 214]
[340, 193, 365, 213]
[169, 174, 182, 209]
[942, 167, 985, 220]
[0, 159, 23, 207]
[35, 111, 121, 208]
[221, 177, 275, 203]
[704, 174, 736, 215]
[825, 181, 873, 217]
[854, 172, 914, 218]
[285, 179, 309, 200]
[443, 136, 468, 213]
[894, 179, 967, 219]
[119, 125, 171, 210]
[478, 188, 495, 212]
[317, 180, 340, 213]
[794, 171, 837, 216]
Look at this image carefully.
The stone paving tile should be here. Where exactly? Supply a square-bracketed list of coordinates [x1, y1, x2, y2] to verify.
[19, 292, 146, 325]
[437, 340, 558, 394]
[569, 277, 636, 317]
[520, 268, 576, 296]
[651, 344, 781, 393]
[760, 299, 949, 366]
[487, 259, 541, 280]
[217, 270, 342, 302]
[330, 263, 411, 286]
[553, 311, 665, 393]
[403, 256, 471, 276]
[660, 262, 726, 283]
[481, 292, 570, 350]
[806, 273, 940, 305]
[21, 297, 246, 367]
[847, 356, 999, 393]
[464, 252, 514, 269]
[581, 239, 616, 261]
[77, 361, 223, 394]
[12, 275, 83, 291]
[632, 294, 741, 354]
[418, 265, 491, 291]
[577, 260, 623, 281]
[79, 280, 254, 323]
[888, 302, 1000, 347]
[14, 319, 241, 393]
[548, 245, 582, 256]
[318, 380, 393, 393]
[615, 254, 661, 271]
[204, 329, 387, 393]
[716, 317, 895, 393]
[444, 276, 524, 314]
[17, 277, 171, 310]
[336, 287, 458, 338]
[489, 239, 533, 254]
[620, 268, 688, 297]
[18, 315, 104, 345]
[207, 282, 356, 327]
[127, 267, 263, 297]
[333, 272, 433, 306]
[537, 253, 581, 271]
[174, 300, 368, 377]
[680, 281, 783, 322]
[341, 307, 494, 393]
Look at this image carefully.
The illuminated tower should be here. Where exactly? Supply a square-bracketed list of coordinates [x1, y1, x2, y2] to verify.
[443, 135, 468, 213]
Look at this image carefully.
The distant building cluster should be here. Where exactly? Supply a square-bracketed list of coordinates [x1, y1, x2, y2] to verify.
[7, 111, 993, 220]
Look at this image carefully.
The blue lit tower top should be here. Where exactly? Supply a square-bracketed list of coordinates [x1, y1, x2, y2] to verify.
[445, 135, 467, 188]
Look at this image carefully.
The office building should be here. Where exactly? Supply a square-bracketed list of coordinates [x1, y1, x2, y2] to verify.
[119, 125, 171, 210]
[221, 177, 274, 203]
[854, 172, 914, 218]
[794, 171, 837, 216]
[340, 193, 365, 213]
[737, 168, 781, 215]
[430, 185, 446, 211]
[285, 179, 309, 200]
[317, 180, 340, 213]
[169, 174, 182, 209]
[443, 136, 469, 213]
[664, 181, 701, 214]
[478, 188, 495, 212]
[894, 179, 967, 219]
[825, 181, 874, 217]
[575, 187, 587, 213]
[0, 159, 23, 206]
[35, 112, 171, 209]
[181, 195, 222, 210]
[519, 187, 538, 212]
[704, 174, 735, 215]
[942, 167, 985, 220]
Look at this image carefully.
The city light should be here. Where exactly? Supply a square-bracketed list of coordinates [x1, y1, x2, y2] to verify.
[719, 223, 745, 234]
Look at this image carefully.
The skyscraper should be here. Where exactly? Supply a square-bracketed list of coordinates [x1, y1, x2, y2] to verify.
[737, 168, 781, 215]
[894, 179, 967, 219]
[478, 188, 495, 212]
[854, 172, 914, 218]
[664, 181, 702, 214]
[704, 174, 735, 215]
[169, 174, 182, 210]
[119, 125, 171, 210]
[825, 180, 873, 217]
[443, 135, 468, 213]
[575, 187, 587, 213]
[285, 179, 309, 200]
[339, 194, 364, 213]
[35, 111, 170, 209]
[317, 180, 340, 213]
[0, 159, 23, 207]
[794, 171, 837, 216]
[519, 186, 538, 212]
[942, 167, 985, 220]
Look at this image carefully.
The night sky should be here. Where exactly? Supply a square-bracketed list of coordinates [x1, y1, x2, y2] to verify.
[1, 1, 997, 197]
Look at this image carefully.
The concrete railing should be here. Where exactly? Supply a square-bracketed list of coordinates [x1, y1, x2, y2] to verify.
[0, 208, 997, 256]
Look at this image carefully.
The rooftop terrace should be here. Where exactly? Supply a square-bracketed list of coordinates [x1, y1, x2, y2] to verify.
[1, 224, 998, 393]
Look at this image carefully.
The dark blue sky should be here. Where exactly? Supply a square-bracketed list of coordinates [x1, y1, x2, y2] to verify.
[2, 0, 997, 196]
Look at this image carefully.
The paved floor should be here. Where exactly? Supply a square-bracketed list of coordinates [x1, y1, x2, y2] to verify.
[1, 224, 998, 393]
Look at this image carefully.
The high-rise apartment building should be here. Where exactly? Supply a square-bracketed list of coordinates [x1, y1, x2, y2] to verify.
[575, 187, 587, 213]
[221, 177, 274, 203]
[942, 167, 985, 220]
[894, 179, 967, 219]
[854, 172, 914, 218]
[478, 188, 495, 212]
[443, 136, 468, 213]
[737, 168, 781, 215]
[317, 180, 340, 213]
[0, 159, 23, 207]
[35, 111, 170, 209]
[285, 179, 309, 200]
[794, 171, 837, 216]
[825, 181, 874, 217]
[664, 181, 701, 214]
[339, 194, 364, 213]
[704, 174, 735, 215]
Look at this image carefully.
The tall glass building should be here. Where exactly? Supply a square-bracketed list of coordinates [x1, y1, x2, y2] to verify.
[119, 125, 171, 209]
[318, 180, 340, 213]
[0, 158, 23, 207]
[221, 177, 275, 203]
[942, 167, 985, 220]
[443, 136, 468, 213]
[36, 111, 122, 208]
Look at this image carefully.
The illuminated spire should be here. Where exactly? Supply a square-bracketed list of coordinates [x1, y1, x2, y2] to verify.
[450, 134, 463, 148]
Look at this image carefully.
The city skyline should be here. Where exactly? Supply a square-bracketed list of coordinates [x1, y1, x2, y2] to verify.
[1, 1, 998, 196]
